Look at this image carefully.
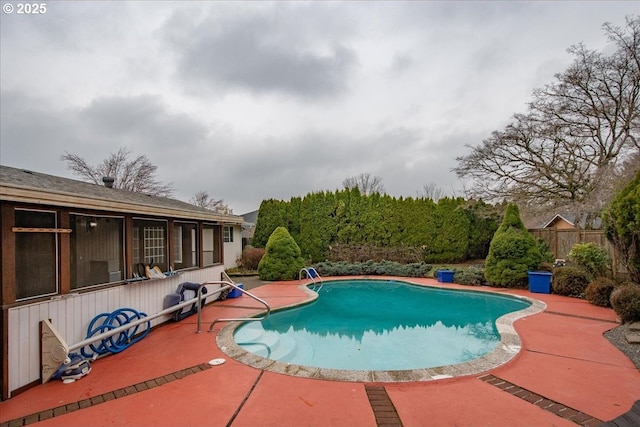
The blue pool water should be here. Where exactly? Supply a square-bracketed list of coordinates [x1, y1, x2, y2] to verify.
[234, 280, 531, 371]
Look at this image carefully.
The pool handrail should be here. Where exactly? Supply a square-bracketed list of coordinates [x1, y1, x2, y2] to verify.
[205, 280, 271, 332]
[299, 267, 323, 292]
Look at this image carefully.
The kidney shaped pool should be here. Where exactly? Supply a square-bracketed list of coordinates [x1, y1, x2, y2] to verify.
[231, 280, 534, 372]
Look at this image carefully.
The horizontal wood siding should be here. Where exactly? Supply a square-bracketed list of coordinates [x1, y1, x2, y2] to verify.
[7, 266, 225, 397]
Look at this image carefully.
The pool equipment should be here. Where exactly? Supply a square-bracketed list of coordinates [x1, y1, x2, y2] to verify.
[52, 352, 95, 382]
[41, 280, 260, 383]
[80, 308, 150, 358]
[164, 282, 208, 321]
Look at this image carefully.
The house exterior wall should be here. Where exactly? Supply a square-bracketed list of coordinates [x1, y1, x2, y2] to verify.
[224, 225, 243, 269]
[7, 266, 226, 398]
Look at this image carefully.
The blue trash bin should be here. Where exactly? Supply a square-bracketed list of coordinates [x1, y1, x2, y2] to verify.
[528, 272, 552, 294]
[437, 270, 454, 283]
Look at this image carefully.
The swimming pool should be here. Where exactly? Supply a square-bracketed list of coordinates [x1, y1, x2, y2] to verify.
[220, 279, 543, 381]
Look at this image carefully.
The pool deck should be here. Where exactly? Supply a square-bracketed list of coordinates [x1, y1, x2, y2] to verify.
[1, 276, 639, 427]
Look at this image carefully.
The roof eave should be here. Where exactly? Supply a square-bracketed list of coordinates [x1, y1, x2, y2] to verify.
[0, 185, 244, 225]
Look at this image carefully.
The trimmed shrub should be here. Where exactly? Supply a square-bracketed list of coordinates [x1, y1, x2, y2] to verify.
[610, 283, 640, 323]
[568, 242, 610, 279]
[313, 260, 432, 278]
[238, 247, 265, 271]
[585, 277, 616, 307]
[552, 267, 589, 298]
[454, 266, 487, 286]
[485, 203, 543, 288]
[258, 227, 305, 281]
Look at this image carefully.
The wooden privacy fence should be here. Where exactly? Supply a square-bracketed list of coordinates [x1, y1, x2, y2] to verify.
[529, 228, 627, 275]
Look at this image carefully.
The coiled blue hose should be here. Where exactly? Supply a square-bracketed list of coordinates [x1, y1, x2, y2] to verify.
[80, 308, 150, 358]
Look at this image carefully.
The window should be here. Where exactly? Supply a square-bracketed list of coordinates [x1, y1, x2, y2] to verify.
[173, 222, 198, 270]
[70, 214, 124, 288]
[202, 224, 221, 266]
[132, 219, 168, 272]
[224, 226, 234, 243]
[15, 209, 58, 300]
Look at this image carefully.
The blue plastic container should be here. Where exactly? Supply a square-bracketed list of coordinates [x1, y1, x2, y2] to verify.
[528, 271, 552, 294]
[437, 270, 454, 283]
[228, 283, 244, 298]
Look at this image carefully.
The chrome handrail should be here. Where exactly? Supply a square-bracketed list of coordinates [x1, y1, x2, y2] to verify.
[203, 280, 272, 332]
[299, 267, 323, 292]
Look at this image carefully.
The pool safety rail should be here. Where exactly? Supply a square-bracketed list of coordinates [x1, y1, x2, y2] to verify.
[206, 280, 271, 331]
[299, 267, 323, 292]
[40, 280, 268, 384]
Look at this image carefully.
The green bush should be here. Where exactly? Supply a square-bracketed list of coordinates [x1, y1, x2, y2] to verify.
[610, 283, 640, 323]
[485, 203, 543, 288]
[258, 227, 305, 281]
[568, 242, 610, 279]
[604, 169, 640, 283]
[313, 260, 432, 278]
[585, 277, 616, 307]
[454, 266, 487, 286]
[536, 239, 555, 264]
[552, 267, 589, 298]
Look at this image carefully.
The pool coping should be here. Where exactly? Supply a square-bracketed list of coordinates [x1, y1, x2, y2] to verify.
[216, 279, 546, 382]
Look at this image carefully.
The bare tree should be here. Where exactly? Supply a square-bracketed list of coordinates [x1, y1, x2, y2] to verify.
[190, 190, 232, 214]
[417, 182, 445, 201]
[342, 173, 385, 195]
[61, 148, 174, 197]
[454, 16, 640, 219]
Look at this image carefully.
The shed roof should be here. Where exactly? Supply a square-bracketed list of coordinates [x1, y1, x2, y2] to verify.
[0, 165, 243, 224]
[540, 212, 602, 230]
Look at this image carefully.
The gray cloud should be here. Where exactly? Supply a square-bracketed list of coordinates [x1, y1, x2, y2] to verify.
[163, 5, 357, 99]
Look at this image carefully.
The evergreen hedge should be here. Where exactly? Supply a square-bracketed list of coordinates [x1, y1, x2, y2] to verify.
[253, 189, 502, 264]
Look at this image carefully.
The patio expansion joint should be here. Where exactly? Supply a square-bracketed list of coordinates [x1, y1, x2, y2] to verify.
[524, 348, 637, 370]
[478, 374, 604, 427]
[544, 310, 620, 324]
[225, 370, 264, 427]
[0, 363, 213, 427]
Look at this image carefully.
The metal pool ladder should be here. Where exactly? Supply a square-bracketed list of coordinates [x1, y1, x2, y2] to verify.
[299, 267, 323, 292]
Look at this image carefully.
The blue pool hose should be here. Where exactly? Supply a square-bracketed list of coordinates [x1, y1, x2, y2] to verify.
[81, 308, 150, 358]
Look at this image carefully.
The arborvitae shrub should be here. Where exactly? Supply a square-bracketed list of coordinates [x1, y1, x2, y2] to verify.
[552, 267, 589, 298]
[485, 203, 543, 288]
[585, 277, 616, 307]
[258, 227, 305, 281]
[610, 283, 640, 323]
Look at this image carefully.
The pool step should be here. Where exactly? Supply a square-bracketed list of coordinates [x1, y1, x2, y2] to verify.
[235, 323, 314, 363]
[234, 322, 268, 343]
[280, 334, 314, 364]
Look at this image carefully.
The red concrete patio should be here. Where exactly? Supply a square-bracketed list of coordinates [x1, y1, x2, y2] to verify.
[1, 277, 638, 427]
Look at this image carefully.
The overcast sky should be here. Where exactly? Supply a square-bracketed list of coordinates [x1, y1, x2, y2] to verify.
[1, 1, 637, 214]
